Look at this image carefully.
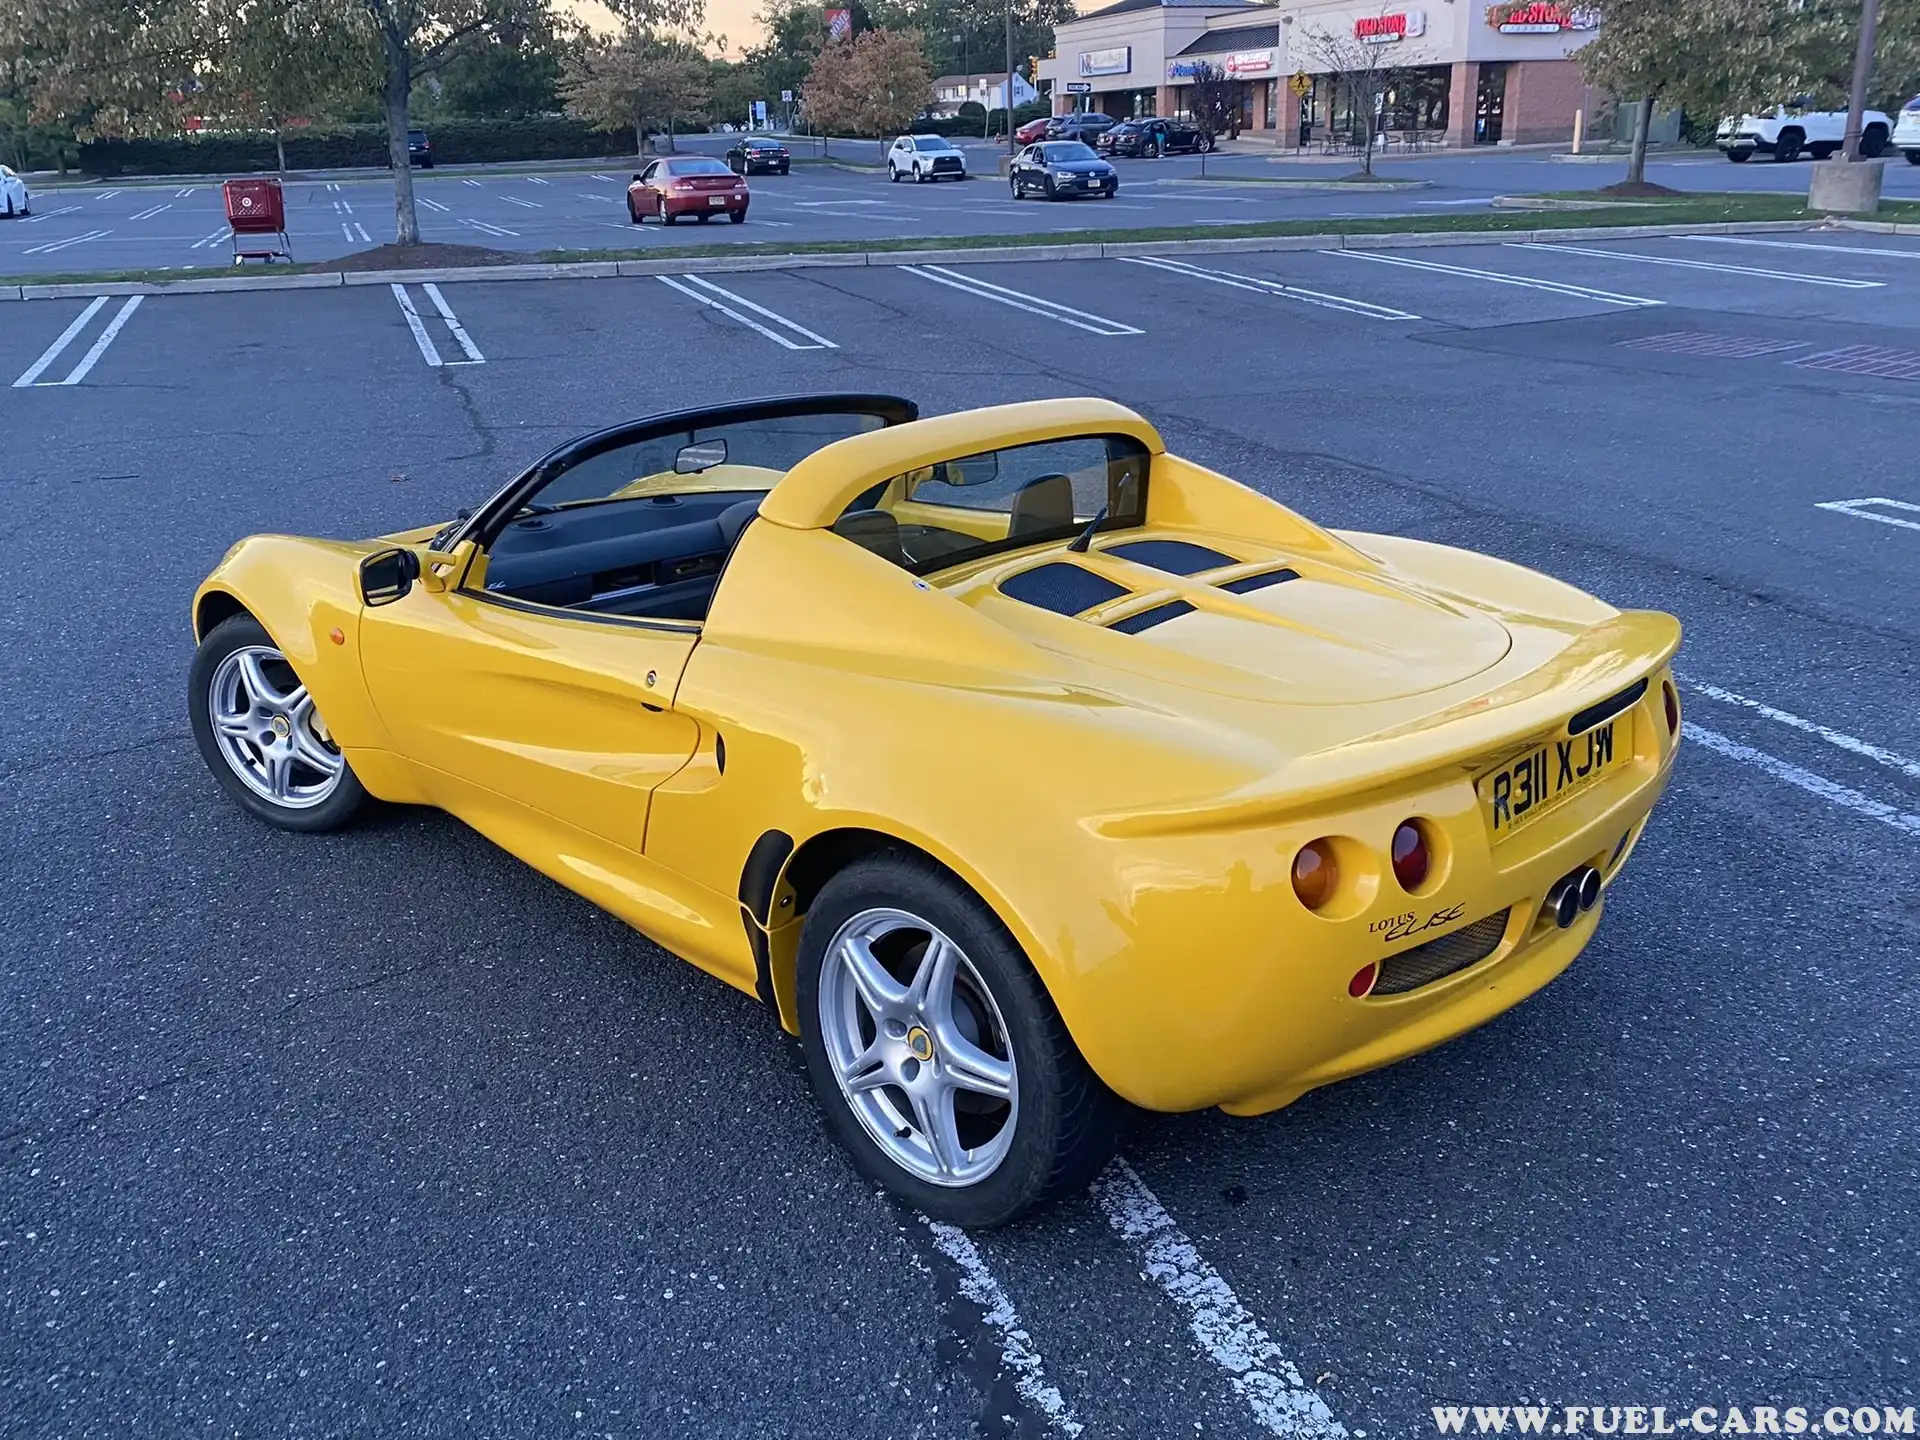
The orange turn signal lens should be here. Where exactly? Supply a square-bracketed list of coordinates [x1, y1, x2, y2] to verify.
[1291, 839, 1339, 911]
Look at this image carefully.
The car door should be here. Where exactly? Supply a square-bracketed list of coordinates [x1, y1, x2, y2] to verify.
[636, 159, 666, 209]
[356, 440, 711, 853]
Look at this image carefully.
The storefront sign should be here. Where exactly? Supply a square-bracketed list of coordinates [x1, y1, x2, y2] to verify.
[1064, 80, 1093, 93]
[1224, 49, 1276, 76]
[1167, 50, 1275, 80]
[1354, 10, 1426, 42]
[1078, 46, 1132, 77]
[1484, 1, 1597, 32]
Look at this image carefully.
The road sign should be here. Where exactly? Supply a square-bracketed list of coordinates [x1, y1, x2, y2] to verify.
[1065, 81, 1092, 94]
[1289, 72, 1311, 97]
[781, 90, 793, 102]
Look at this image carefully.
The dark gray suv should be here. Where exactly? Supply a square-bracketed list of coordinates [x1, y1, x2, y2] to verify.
[1045, 112, 1115, 142]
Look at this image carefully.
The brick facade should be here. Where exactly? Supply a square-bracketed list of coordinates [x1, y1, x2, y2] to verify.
[1500, 59, 1591, 145]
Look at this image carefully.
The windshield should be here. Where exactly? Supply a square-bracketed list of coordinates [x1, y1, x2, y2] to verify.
[913, 137, 955, 151]
[831, 434, 1151, 577]
[1041, 142, 1099, 163]
[664, 158, 734, 176]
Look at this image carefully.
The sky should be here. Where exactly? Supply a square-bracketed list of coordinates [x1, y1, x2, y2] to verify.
[569, 0, 765, 58]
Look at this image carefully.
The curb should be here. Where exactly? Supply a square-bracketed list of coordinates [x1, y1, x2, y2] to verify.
[0, 217, 1831, 299]
[1159, 176, 1432, 192]
[1835, 217, 1920, 235]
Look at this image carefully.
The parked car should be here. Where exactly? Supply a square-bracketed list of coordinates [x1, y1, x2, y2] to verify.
[1096, 117, 1214, 157]
[1895, 95, 1920, 164]
[407, 128, 434, 169]
[185, 392, 1682, 1225]
[887, 134, 968, 182]
[0, 164, 30, 217]
[627, 157, 749, 224]
[1046, 112, 1115, 142]
[1009, 141, 1118, 200]
[1716, 103, 1890, 161]
[726, 138, 791, 175]
[1014, 115, 1053, 145]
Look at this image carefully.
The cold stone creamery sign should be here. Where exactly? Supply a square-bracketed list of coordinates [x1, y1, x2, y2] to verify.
[1354, 10, 1426, 43]
[1078, 46, 1133, 76]
[1484, 1, 1597, 31]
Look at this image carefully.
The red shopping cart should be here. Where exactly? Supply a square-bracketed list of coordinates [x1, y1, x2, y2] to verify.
[223, 177, 292, 263]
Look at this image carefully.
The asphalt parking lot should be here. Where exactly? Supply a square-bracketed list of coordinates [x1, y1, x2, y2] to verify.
[3, 231, 1917, 1438]
[10, 140, 1920, 278]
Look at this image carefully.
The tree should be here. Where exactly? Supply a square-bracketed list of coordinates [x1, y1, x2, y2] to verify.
[1293, 13, 1435, 176]
[432, 15, 574, 118]
[562, 37, 710, 156]
[202, 0, 374, 173]
[1185, 61, 1243, 140]
[0, 0, 204, 140]
[802, 28, 932, 137]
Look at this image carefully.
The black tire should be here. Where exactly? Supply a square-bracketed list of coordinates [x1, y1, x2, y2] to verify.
[1043, 175, 1057, 200]
[1862, 124, 1888, 158]
[795, 851, 1120, 1227]
[1726, 149, 1750, 162]
[697, 211, 711, 222]
[1907, 150, 1920, 166]
[628, 199, 641, 223]
[1774, 129, 1803, 162]
[1010, 176, 1023, 199]
[1197, 133, 1213, 154]
[188, 614, 370, 834]
[729, 209, 746, 223]
[660, 198, 674, 224]
[888, 163, 900, 183]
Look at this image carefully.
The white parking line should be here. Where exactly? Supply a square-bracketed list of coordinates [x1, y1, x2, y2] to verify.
[657, 274, 838, 350]
[24, 228, 111, 255]
[1685, 235, 1920, 260]
[920, 1217, 1084, 1436]
[419, 196, 451, 213]
[12, 295, 143, 388]
[1681, 677, 1920, 782]
[59, 297, 143, 385]
[353, 221, 372, 242]
[1815, 495, 1920, 532]
[421, 283, 486, 362]
[130, 202, 171, 220]
[1329, 247, 1661, 308]
[341, 221, 374, 243]
[462, 178, 484, 188]
[1509, 241, 1884, 289]
[902, 263, 1145, 335]
[592, 174, 616, 182]
[527, 176, 551, 186]
[175, 186, 197, 198]
[1093, 1160, 1347, 1439]
[1125, 253, 1422, 321]
[391, 285, 443, 365]
[1686, 724, 1920, 837]
[23, 204, 81, 224]
[502, 195, 541, 208]
[459, 217, 519, 238]
[325, 182, 341, 193]
[93, 189, 121, 201]
[190, 227, 229, 250]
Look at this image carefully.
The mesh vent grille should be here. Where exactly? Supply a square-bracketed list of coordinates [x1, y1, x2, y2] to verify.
[1372, 909, 1511, 996]
[998, 563, 1130, 616]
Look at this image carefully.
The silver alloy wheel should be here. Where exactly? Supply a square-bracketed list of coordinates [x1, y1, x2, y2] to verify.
[208, 645, 345, 809]
[818, 907, 1019, 1188]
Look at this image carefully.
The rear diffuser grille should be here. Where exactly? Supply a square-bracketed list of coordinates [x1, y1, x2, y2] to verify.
[1372, 909, 1510, 996]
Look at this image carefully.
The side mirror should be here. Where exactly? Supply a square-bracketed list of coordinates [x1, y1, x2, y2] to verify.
[359, 546, 420, 606]
[675, 438, 728, 473]
[631, 172, 645, 182]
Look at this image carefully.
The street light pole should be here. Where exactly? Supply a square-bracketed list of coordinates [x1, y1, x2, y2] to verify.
[1841, 0, 1880, 161]
[1005, 0, 1016, 156]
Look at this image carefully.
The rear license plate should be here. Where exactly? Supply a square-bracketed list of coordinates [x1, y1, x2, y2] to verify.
[1477, 716, 1631, 838]
[709, 195, 727, 206]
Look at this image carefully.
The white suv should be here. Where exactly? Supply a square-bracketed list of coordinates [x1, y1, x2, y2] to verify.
[1717, 103, 1891, 162]
[1894, 95, 1920, 165]
[887, 135, 967, 182]
[0, 164, 29, 217]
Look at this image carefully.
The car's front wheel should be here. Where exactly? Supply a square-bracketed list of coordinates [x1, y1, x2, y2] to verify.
[797, 853, 1119, 1227]
[1197, 133, 1214, 154]
[1907, 150, 1920, 166]
[189, 614, 368, 833]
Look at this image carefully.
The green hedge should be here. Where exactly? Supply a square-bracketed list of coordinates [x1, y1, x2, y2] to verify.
[77, 118, 661, 176]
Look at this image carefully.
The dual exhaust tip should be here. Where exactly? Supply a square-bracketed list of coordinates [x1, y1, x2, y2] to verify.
[1545, 866, 1603, 930]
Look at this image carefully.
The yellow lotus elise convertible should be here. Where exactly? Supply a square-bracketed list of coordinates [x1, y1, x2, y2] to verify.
[189, 394, 1682, 1225]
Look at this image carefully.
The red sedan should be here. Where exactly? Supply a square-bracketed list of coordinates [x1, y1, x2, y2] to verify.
[1015, 116, 1052, 145]
[628, 156, 749, 225]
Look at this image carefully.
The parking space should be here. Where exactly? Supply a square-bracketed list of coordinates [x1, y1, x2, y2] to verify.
[2, 230, 1918, 1439]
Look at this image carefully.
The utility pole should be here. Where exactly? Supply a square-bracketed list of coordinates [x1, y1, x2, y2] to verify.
[1841, 0, 1880, 161]
[1004, 0, 1016, 155]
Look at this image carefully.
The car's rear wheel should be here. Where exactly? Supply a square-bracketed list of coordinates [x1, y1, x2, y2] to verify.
[796, 853, 1119, 1227]
[659, 197, 674, 224]
[729, 209, 746, 223]
[1862, 124, 1889, 157]
[1907, 150, 1920, 166]
[189, 615, 368, 833]
[1774, 129, 1803, 162]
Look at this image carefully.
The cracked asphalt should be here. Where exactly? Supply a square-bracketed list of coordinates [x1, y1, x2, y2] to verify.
[2, 232, 1916, 1439]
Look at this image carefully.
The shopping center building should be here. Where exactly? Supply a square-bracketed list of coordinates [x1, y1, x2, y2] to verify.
[1035, 0, 1605, 148]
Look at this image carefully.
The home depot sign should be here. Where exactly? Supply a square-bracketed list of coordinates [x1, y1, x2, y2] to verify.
[1354, 10, 1426, 43]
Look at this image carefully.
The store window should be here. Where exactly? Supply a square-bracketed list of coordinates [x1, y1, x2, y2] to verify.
[1475, 63, 1508, 144]
[1238, 83, 1256, 133]
[1262, 79, 1278, 129]
[1379, 65, 1449, 135]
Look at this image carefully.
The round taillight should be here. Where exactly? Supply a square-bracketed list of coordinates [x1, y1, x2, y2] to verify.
[1348, 962, 1378, 998]
[1663, 681, 1680, 736]
[1391, 820, 1429, 892]
[1291, 840, 1339, 911]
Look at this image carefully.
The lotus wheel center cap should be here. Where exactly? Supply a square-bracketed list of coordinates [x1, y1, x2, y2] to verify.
[906, 1026, 934, 1062]
[270, 715, 291, 739]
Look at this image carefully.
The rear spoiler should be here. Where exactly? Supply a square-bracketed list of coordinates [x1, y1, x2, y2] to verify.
[1094, 610, 1681, 838]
